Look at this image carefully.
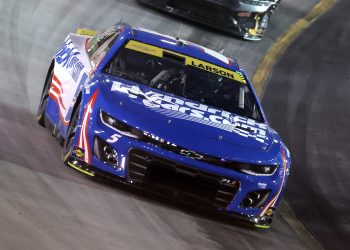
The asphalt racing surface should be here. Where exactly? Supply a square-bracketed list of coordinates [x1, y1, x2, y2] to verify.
[262, 0, 350, 249]
[0, 0, 336, 249]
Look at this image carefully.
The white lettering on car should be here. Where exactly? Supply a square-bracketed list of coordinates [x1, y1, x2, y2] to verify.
[111, 81, 268, 143]
[106, 133, 122, 143]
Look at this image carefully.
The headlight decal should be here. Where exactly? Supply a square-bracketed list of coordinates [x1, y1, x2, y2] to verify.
[100, 110, 142, 139]
[238, 163, 277, 176]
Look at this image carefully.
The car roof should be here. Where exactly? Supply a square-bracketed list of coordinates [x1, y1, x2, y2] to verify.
[118, 25, 241, 72]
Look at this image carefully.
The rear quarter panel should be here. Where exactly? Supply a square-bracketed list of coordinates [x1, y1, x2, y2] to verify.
[46, 33, 92, 137]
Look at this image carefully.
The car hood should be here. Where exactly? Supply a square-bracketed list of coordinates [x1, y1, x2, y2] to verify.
[97, 76, 281, 164]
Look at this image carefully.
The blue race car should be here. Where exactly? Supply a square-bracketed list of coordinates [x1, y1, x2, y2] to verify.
[37, 23, 291, 228]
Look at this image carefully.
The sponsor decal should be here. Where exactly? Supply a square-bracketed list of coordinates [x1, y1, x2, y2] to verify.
[51, 37, 91, 127]
[124, 40, 246, 84]
[56, 38, 89, 84]
[265, 208, 274, 216]
[189, 59, 241, 81]
[72, 146, 85, 160]
[111, 81, 268, 143]
[179, 149, 204, 160]
[258, 182, 267, 189]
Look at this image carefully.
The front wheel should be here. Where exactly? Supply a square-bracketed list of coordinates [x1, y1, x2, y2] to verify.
[62, 102, 81, 162]
[37, 69, 53, 126]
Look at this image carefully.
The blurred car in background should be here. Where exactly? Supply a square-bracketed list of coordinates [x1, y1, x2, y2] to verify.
[137, 0, 281, 41]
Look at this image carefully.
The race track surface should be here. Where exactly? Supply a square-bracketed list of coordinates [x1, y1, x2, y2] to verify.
[0, 0, 332, 249]
[262, 0, 350, 249]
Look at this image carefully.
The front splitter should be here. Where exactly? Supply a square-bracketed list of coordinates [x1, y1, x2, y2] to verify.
[65, 156, 273, 228]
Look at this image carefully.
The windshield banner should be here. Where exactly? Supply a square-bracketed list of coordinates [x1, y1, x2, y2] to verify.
[125, 40, 246, 84]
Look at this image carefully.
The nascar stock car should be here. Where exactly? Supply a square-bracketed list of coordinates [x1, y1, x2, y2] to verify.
[37, 23, 290, 228]
[137, 0, 281, 41]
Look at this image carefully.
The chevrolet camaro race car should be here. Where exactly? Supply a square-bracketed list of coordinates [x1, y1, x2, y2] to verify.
[37, 23, 290, 228]
[137, 0, 281, 41]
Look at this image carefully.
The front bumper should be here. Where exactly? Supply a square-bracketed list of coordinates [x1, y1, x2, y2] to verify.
[68, 104, 287, 228]
[65, 155, 274, 227]
[137, 0, 278, 40]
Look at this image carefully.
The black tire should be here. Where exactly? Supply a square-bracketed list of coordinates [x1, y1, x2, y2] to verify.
[62, 102, 81, 163]
[37, 69, 53, 127]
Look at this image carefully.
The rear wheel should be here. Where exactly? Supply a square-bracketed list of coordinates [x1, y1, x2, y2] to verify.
[62, 102, 81, 162]
[37, 69, 53, 126]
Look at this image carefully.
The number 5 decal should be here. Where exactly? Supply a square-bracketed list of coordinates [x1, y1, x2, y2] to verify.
[106, 134, 122, 143]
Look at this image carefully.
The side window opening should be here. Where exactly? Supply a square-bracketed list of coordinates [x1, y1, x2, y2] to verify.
[87, 26, 120, 67]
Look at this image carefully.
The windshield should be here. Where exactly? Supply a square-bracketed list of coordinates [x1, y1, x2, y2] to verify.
[104, 40, 263, 122]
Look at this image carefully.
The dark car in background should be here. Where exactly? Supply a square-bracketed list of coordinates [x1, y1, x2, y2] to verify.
[137, 0, 281, 41]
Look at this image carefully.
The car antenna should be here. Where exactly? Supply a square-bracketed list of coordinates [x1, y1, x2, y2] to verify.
[117, 17, 135, 35]
[175, 23, 184, 46]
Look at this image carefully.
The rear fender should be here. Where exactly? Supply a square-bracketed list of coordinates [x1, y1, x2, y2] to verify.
[46, 33, 93, 138]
